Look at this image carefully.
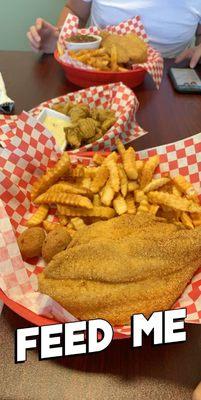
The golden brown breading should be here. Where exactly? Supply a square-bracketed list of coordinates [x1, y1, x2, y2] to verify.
[102, 34, 130, 64]
[121, 33, 148, 64]
[101, 33, 148, 65]
[18, 227, 45, 259]
[42, 227, 72, 263]
[38, 213, 201, 324]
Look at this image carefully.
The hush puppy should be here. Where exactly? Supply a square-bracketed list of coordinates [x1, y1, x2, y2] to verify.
[42, 227, 72, 263]
[17, 227, 46, 259]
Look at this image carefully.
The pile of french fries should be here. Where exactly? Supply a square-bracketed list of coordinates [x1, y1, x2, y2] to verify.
[69, 47, 126, 72]
[26, 139, 201, 236]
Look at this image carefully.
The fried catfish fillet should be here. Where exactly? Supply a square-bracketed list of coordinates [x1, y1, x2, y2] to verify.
[101, 33, 148, 65]
[121, 33, 148, 64]
[38, 213, 201, 325]
[101, 34, 130, 64]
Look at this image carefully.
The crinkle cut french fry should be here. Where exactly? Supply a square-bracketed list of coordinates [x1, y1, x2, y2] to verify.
[69, 165, 85, 178]
[134, 190, 147, 203]
[105, 159, 120, 193]
[81, 177, 92, 190]
[181, 212, 194, 229]
[92, 153, 105, 165]
[90, 166, 109, 193]
[110, 45, 118, 71]
[172, 175, 199, 202]
[92, 194, 101, 207]
[103, 151, 119, 164]
[143, 177, 170, 193]
[136, 160, 144, 174]
[57, 205, 116, 219]
[113, 194, 127, 215]
[31, 152, 70, 201]
[125, 193, 136, 214]
[116, 138, 126, 156]
[48, 181, 92, 197]
[101, 180, 115, 206]
[128, 181, 139, 192]
[118, 165, 128, 197]
[35, 191, 93, 210]
[172, 185, 182, 197]
[122, 147, 138, 180]
[70, 217, 86, 231]
[26, 205, 49, 227]
[84, 166, 100, 178]
[137, 199, 149, 214]
[148, 191, 201, 213]
[140, 155, 160, 189]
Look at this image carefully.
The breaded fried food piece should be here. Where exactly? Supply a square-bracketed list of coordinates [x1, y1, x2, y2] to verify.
[102, 34, 130, 64]
[38, 266, 193, 326]
[42, 227, 71, 263]
[38, 213, 201, 324]
[18, 227, 45, 259]
[101, 33, 148, 65]
[121, 33, 148, 64]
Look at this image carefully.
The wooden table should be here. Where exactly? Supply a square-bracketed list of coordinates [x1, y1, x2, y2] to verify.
[0, 51, 201, 400]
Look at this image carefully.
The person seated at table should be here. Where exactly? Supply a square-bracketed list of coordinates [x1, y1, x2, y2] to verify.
[27, 0, 201, 67]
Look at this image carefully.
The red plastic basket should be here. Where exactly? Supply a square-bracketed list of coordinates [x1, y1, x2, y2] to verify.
[54, 50, 146, 89]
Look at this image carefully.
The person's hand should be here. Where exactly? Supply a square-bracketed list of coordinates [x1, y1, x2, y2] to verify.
[27, 18, 59, 54]
[175, 44, 201, 68]
[192, 382, 201, 400]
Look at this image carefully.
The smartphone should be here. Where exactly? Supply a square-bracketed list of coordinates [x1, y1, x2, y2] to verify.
[169, 67, 201, 93]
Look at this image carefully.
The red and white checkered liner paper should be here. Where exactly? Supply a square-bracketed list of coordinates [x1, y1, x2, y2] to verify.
[59, 14, 164, 89]
[30, 82, 147, 152]
[0, 125, 201, 337]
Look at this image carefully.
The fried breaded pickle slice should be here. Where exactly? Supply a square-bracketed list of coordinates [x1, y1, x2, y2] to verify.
[78, 118, 97, 139]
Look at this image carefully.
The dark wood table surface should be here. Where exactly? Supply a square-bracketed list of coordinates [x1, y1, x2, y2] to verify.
[0, 51, 201, 400]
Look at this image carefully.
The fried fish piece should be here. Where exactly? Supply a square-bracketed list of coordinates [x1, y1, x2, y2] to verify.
[101, 33, 148, 65]
[102, 34, 130, 64]
[121, 33, 148, 64]
[38, 213, 201, 324]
